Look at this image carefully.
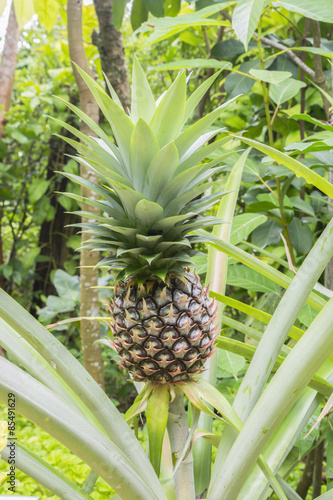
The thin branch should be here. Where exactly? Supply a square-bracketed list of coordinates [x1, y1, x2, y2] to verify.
[257, 35, 315, 78]
[311, 20, 331, 119]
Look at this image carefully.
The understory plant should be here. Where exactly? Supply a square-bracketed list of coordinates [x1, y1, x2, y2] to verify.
[0, 58, 333, 500]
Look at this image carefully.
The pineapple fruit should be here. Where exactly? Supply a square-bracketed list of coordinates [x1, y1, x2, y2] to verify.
[56, 58, 234, 383]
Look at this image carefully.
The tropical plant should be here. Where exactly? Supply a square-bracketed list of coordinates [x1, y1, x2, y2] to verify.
[1, 52, 333, 500]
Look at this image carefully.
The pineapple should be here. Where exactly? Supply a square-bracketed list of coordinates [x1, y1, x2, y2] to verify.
[56, 58, 235, 383]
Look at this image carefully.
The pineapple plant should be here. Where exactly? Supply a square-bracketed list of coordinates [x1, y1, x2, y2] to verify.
[55, 58, 235, 384]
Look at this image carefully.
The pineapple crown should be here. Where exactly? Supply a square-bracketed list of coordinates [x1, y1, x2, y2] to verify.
[54, 57, 236, 283]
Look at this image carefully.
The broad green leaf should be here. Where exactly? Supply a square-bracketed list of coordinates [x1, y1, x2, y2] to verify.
[251, 219, 283, 247]
[145, 142, 179, 201]
[135, 200, 164, 231]
[273, 0, 333, 22]
[136, 8, 230, 32]
[211, 39, 248, 60]
[249, 69, 292, 84]
[13, 0, 34, 28]
[232, 0, 265, 50]
[144, 0, 164, 16]
[225, 59, 260, 98]
[130, 119, 160, 192]
[112, 0, 131, 29]
[164, 0, 181, 16]
[218, 350, 246, 380]
[152, 59, 231, 71]
[298, 303, 318, 327]
[22, 247, 41, 271]
[33, 0, 59, 31]
[131, 56, 156, 124]
[53, 270, 80, 302]
[231, 135, 333, 199]
[269, 78, 306, 105]
[131, 0, 148, 31]
[289, 197, 315, 217]
[230, 213, 267, 245]
[28, 179, 50, 204]
[150, 72, 186, 147]
[146, 385, 170, 477]
[227, 265, 281, 294]
[290, 113, 333, 132]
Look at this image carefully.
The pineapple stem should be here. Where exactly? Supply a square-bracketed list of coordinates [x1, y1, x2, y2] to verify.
[167, 387, 195, 500]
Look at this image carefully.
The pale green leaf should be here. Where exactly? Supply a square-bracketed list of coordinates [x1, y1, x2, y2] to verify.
[249, 69, 292, 84]
[145, 142, 179, 201]
[150, 72, 186, 147]
[230, 213, 267, 245]
[218, 350, 246, 380]
[130, 118, 160, 192]
[131, 55, 156, 124]
[269, 78, 306, 105]
[112, 0, 130, 29]
[183, 70, 223, 125]
[0, 0, 8, 18]
[146, 385, 170, 477]
[227, 265, 281, 294]
[273, 0, 333, 22]
[33, 0, 59, 31]
[28, 179, 50, 204]
[152, 59, 231, 71]
[135, 200, 164, 231]
[13, 0, 34, 28]
[176, 96, 237, 160]
[232, 0, 265, 50]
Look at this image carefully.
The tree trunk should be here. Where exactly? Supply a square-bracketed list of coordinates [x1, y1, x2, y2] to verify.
[0, 2, 20, 137]
[67, 0, 104, 389]
[32, 133, 79, 310]
[92, 0, 131, 109]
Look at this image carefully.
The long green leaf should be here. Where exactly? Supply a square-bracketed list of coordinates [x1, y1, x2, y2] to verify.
[1, 441, 94, 500]
[146, 385, 170, 477]
[212, 292, 305, 341]
[0, 289, 165, 497]
[231, 134, 333, 198]
[131, 55, 156, 124]
[193, 150, 249, 495]
[0, 357, 162, 500]
[196, 229, 327, 311]
[145, 142, 179, 201]
[176, 97, 238, 160]
[150, 72, 186, 147]
[232, 0, 265, 50]
[130, 118, 160, 192]
[0, 319, 103, 432]
[209, 297, 333, 500]
[74, 65, 134, 172]
[183, 70, 222, 124]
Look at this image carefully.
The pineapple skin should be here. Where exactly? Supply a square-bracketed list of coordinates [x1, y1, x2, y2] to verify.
[109, 270, 217, 383]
